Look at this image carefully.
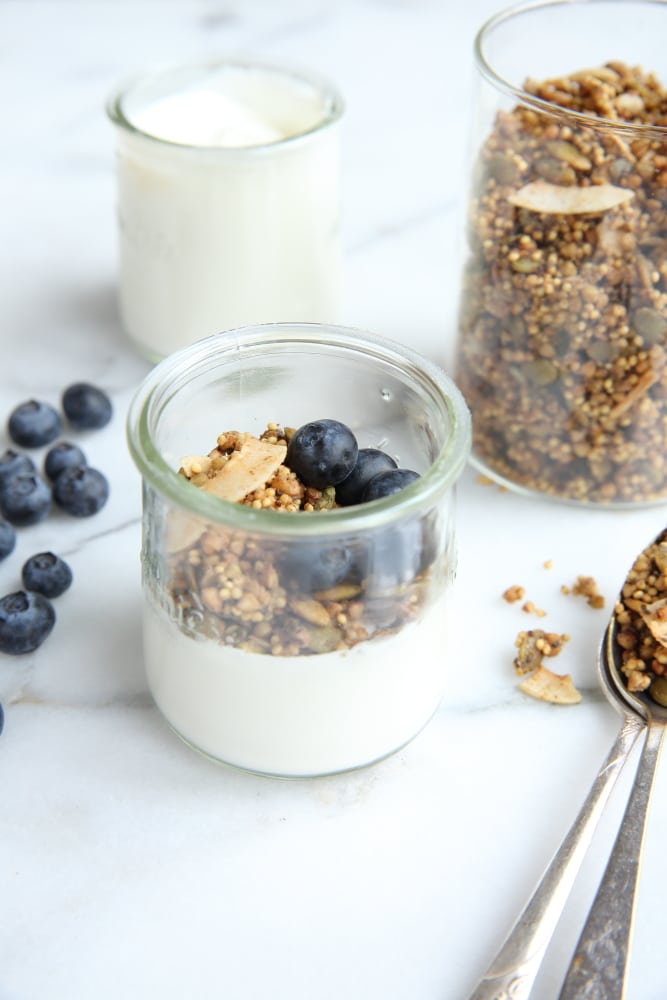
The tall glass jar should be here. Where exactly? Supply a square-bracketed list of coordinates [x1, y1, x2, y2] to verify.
[127, 323, 470, 777]
[107, 59, 343, 361]
[456, 0, 667, 505]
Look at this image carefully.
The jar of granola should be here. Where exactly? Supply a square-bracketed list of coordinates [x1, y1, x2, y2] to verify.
[456, 0, 667, 505]
[127, 323, 470, 777]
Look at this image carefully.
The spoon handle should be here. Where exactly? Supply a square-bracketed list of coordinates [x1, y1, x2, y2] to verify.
[466, 714, 642, 1000]
[558, 720, 667, 1000]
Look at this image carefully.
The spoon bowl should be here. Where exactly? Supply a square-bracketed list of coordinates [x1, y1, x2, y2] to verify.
[559, 531, 667, 1000]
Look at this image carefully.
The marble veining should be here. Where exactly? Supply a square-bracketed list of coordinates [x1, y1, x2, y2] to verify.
[2, 2, 667, 998]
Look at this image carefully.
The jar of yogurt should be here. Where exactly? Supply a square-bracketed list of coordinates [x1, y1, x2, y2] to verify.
[107, 60, 344, 361]
[127, 323, 471, 776]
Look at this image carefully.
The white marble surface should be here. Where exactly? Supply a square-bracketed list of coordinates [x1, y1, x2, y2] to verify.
[2, 2, 667, 998]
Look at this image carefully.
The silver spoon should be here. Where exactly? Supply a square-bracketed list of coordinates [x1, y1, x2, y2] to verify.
[559, 542, 667, 1000]
[466, 650, 643, 1000]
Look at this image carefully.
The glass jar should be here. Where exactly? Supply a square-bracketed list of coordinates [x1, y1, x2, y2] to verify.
[127, 323, 471, 777]
[107, 59, 343, 361]
[455, 0, 667, 506]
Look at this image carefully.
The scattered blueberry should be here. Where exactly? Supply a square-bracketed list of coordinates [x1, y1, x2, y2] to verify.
[335, 448, 398, 506]
[62, 383, 112, 430]
[0, 590, 56, 655]
[0, 449, 36, 491]
[8, 400, 61, 448]
[22, 551, 73, 599]
[286, 419, 358, 489]
[53, 465, 109, 517]
[44, 441, 87, 482]
[361, 468, 420, 502]
[0, 473, 52, 526]
[0, 520, 16, 562]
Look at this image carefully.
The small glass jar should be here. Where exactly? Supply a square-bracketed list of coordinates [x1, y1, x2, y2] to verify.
[107, 59, 343, 361]
[455, 0, 667, 506]
[127, 323, 470, 777]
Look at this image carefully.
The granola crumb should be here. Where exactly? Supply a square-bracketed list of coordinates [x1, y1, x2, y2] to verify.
[502, 584, 525, 603]
[543, 560, 553, 570]
[522, 599, 547, 617]
[569, 575, 606, 609]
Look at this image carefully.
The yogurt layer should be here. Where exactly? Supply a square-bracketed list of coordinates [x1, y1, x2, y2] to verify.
[143, 596, 447, 777]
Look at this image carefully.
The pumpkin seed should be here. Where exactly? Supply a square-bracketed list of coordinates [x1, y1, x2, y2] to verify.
[534, 157, 576, 186]
[545, 140, 592, 171]
[634, 307, 667, 343]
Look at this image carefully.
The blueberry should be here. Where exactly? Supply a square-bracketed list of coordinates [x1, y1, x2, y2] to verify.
[53, 465, 109, 517]
[0, 590, 56, 655]
[278, 542, 357, 594]
[62, 383, 112, 430]
[286, 419, 358, 489]
[8, 400, 61, 448]
[0, 449, 36, 490]
[335, 448, 398, 506]
[364, 521, 424, 592]
[22, 552, 73, 599]
[361, 468, 420, 502]
[0, 703, 4, 735]
[0, 473, 52, 526]
[44, 441, 87, 482]
[0, 520, 16, 562]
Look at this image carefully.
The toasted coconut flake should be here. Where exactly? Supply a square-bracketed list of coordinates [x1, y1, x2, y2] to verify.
[518, 664, 582, 704]
[508, 180, 634, 214]
[201, 437, 287, 502]
[639, 599, 667, 647]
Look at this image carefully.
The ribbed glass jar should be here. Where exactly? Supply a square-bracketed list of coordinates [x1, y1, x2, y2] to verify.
[127, 323, 470, 777]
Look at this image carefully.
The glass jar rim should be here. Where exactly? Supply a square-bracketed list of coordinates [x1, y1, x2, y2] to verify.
[126, 323, 471, 538]
[475, 0, 667, 140]
[106, 56, 345, 155]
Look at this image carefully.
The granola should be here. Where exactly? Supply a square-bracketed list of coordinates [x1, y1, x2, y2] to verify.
[457, 62, 667, 503]
[613, 528, 667, 701]
[154, 424, 434, 657]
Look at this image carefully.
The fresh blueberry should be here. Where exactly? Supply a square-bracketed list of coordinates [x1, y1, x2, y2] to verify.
[53, 465, 109, 517]
[62, 383, 112, 430]
[44, 441, 87, 482]
[0, 590, 56, 655]
[8, 399, 62, 448]
[0, 473, 52, 526]
[364, 521, 424, 593]
[0, 449, 36, 491]
[335, 448, 398, 506]
[0, 520, 16, 562]
[278, 542, 357, 594]
[286, 419, 358, 489]
[361, 468, 420, 502]
[22, 551, 73, 599]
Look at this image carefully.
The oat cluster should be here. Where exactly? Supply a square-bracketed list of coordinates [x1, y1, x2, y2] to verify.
[457, 62, 667, 503]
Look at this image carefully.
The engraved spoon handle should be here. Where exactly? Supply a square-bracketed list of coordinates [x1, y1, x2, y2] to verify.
[558, 719, 667, 1000]
[467, 715, 642, 1000]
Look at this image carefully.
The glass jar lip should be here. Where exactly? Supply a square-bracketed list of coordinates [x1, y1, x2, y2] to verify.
[106, 55, 345, 154]
[126, 323, 471, 538]
[475, 0, 667, 140]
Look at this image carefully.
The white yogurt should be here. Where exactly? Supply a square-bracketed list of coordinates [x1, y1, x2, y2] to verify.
[143, 598, 447, 777]
[108, 62, 343, 360]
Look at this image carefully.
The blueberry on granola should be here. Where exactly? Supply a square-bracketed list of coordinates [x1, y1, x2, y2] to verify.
[0, 590, 56, 655]
[8, 400, 62, 448]
[53, 465, 109, 517]
[286, 419, 358, 489]
[22, 552, 73, 599]
[0, 520, 16, 562]
[0, 473, 52, 526]
[362, 468, 420, 502]
[278, 542, 356, 594]
[44, 441, 87, 482]
[62, 383, 112, 430]
[335, 448, 398, 507]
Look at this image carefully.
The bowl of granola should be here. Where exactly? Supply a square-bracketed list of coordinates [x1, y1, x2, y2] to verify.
[456, 0, 667, 506]
[127, 323, 470, 776]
